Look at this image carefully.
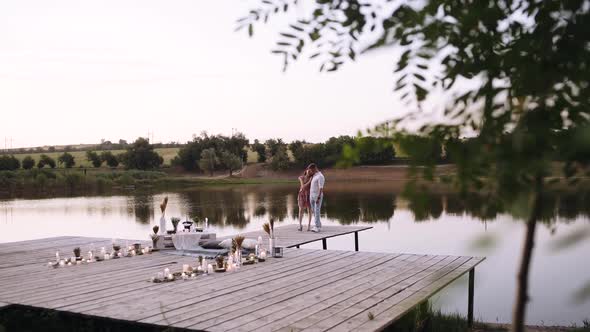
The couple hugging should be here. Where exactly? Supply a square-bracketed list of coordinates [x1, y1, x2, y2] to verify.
[297, 163, 325, 232]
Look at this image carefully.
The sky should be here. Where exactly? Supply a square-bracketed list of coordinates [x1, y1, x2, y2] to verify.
[0, 0, 409, 148]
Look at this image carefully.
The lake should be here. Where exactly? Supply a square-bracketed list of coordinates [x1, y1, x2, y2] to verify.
[0, 183, 588, 326]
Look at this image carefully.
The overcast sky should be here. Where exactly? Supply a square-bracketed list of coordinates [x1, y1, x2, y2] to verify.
[0, 0, 410, 148]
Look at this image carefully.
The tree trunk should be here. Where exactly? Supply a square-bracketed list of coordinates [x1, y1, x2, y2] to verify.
[229, 169, 233, 176]
[512, 176, 543, 332]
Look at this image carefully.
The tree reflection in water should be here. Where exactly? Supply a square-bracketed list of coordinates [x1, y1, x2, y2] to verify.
[124, 184, 590, 227]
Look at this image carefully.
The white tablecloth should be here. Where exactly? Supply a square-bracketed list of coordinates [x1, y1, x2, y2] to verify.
[171, 232, 216, 250]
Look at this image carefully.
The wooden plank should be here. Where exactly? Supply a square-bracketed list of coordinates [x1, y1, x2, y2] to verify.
[170, 252, 392, 330]
[331, 257, 485, 332]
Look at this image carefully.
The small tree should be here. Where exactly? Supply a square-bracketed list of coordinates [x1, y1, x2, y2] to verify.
[100, 151, 119, 168]
[37, 154, 56, 169]
[58, 152, 76, 168]
[220, 150, 243, 176]
[198, 148, 218, 176]
[251, 139, 267, 163]
[22, 156, 35, 170]
[269, 145, 290, 171]
[119, 138, 163, 170]
[86, 151, 102, 168]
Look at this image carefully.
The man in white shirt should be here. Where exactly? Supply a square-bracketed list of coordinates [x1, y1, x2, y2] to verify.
[308, 163, 325, 232]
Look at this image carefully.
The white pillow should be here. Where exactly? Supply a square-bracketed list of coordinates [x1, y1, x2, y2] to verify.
[219, 239, 232, 249]
[242, 239, 257, 250]
[219, 238, 257, 250]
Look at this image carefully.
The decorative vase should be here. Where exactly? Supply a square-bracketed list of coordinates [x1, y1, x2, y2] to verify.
[159, 215, 166, 235]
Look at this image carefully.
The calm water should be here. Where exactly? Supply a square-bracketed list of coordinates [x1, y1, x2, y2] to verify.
[0, 183, 589, 325]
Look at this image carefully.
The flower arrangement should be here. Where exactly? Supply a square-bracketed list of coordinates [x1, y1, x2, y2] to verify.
[151, 225, 160, 248]
[215, 256, 225, 269]
[73, 247, 81, 259]
[170, 217, 181, 233]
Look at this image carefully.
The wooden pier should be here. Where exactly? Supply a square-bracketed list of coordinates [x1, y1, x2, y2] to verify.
[0, 226, 484, 331]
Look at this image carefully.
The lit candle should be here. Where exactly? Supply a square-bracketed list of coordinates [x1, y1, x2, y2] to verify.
[167, 273, 174, 280]
[197, 266, 202, 272]
[117, 252, 123, 257]
[47, 262, 52, 267]
[105, 253, 111, 260]
[182, 273, 188, 280]
[59, 260, 65, 267]
[207, 264, 213, 274]
[67, 262, 72, 266]
[164, 268, 170, 275]
[260, 251, 267, 260]
[130, 250, 135, 256]
[88, 251, 93, 261]
[71, 256, 76, 263]
[56, 251, 60, 261]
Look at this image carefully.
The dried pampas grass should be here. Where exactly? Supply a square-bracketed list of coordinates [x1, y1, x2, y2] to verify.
[262, 223, 271, 236]
[160, 196, 168, 214]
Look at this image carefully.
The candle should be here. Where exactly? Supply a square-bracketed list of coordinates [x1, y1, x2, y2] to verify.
[182, 264, 189, 273]
[118, 252, 123, 257]
[130, 250, 135, 256]
[76, 260, 81, 265]
[67, 262, 72, 266]
[56, 251, 60, 261]
[164, 268, 170, 275]
[182, 273, 188, 280]
[260, 251, 267, 260]
[105, 253, 110, 260]
[47, 262, 52, 267]
[167, 273, 174, 281]
[88, 251, 93, 261]
[157, 272, 164, 280]
[101, 247, 106, 255]
[207, 264, 213, 274]
[197, 266, 202, 272]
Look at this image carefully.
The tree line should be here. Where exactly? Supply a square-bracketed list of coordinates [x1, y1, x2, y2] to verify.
[1, 133, 420, 173]
[0, 138, 163, 171]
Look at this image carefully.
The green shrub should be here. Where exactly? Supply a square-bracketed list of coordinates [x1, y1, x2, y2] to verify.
[37, 155, 56, 169]
[22, 156, 35, 170]
[0, 155, 20, 171]
[86, 151, 102, 168]
[117, 173, 134, 186]
[57, 152, 76, 168]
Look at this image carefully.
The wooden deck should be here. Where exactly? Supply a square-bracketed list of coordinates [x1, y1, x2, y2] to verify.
[218, 224, 373, 250]
[0, 229, 484, 331]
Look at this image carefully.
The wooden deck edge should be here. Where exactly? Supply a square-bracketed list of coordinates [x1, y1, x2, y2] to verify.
[285, 226, 373, 248]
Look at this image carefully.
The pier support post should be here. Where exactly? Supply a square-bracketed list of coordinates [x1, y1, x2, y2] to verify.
[468, 268, 475, 327]
[354, 232, 359, 251]
[322, 238, 327, 250]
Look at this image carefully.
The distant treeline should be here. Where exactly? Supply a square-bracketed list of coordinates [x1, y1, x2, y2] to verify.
[1, 139, 183, 155]
[0, 138, 163, 171]
[1, 132, 445, 174]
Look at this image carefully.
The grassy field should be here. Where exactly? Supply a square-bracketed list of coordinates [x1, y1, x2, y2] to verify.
[9, 148, 181, 168]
